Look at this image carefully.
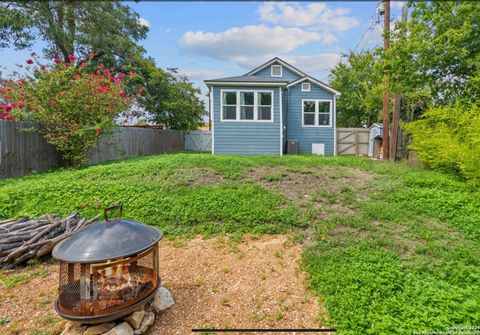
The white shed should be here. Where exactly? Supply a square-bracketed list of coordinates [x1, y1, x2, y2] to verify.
[368, 123, 383, 158]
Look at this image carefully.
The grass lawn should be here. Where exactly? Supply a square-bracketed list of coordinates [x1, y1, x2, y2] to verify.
[1, 152, 479, 334]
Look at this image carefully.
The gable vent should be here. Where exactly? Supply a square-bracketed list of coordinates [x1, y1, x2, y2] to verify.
[271, 65, 282, 77]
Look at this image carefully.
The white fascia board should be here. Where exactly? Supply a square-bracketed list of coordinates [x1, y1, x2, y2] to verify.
[245, 58, 306, 77]
[287, 77, 341, 96]
[205, 81, 287, 87]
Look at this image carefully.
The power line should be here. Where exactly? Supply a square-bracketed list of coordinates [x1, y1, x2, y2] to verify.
[319, 13, 381, 83]
[353, 14, 380, 53]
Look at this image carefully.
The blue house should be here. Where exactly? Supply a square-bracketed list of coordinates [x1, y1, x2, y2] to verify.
[204, 57, 341, 156]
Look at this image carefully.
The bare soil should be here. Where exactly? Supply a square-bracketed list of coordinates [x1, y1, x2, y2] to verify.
[0, 235, 326, 335]
[246, 166, 374, 212]
[174, 168, 225, 186]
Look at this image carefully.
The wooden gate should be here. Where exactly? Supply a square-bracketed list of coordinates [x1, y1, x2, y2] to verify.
[185, 131, 212, 152]
[336, 128, 369, 156]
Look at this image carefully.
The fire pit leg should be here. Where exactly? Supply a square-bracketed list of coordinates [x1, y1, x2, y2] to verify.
[80, 264, 91, 314]
[153, 245, 159, 288]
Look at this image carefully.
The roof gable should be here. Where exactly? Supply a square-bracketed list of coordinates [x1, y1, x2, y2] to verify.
[287, 76, 340, 96]
[204, 57, 340, 95]
[245, 57, 306, 77]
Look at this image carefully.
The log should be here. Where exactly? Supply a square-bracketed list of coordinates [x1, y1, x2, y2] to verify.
[0, 241, 24, 252]
[0, 219, 16, 225]
[0, 225, 53, 244]
[4, 220, 44, 231]
[27, 220, 63, 245]
[77, 215, 99, 230]
[0, 217, 28, 227]
[0, 226, 45, 238]
[0, 235, 31, 244]
[14, 250, 36, 265]
[0, 212, 98, 268]
[17, 221, 50, 233]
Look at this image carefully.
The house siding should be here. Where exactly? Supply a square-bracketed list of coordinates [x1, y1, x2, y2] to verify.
[253, 62, 301, 82]
[212, 86, 281, 155]
[285, 83, 335, 155]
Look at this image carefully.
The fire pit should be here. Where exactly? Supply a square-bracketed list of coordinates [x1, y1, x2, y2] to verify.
[52, 205, 163, 324]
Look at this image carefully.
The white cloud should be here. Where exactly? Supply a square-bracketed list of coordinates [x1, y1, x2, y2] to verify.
[179, 68, 224, 81]
[138, 17, 150, 28]
[282, 54, 342, 73]
[258, 2, 359, 32]
[180, 24, 335, 67]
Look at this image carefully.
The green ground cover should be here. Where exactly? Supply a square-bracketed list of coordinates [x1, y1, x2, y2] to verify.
[1, 152, 479, 334]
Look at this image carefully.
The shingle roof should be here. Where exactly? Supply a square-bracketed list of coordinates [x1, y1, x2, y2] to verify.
[204, 75, 288, 83]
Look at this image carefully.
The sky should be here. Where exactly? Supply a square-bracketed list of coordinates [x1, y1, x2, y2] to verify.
[0, 1, 407, 100]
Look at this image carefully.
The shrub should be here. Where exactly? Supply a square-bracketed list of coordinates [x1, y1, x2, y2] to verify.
[403, 103, 480, 186]
[0, 53, 134, 166]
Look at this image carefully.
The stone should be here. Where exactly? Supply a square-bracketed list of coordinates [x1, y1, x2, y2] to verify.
[83, 322, 116, 335]
[60, 322, 87, 335]
[150, 287, 174, 313]
[124, 310, 145, 329]
[134, 312, 155, 334]
[103, 322, 134, 335]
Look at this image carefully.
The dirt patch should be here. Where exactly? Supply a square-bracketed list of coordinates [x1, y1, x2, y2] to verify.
[174, 168, 225, 186]
[0, 235, 325, 334]
[246, 166, 374, 213]
[0, 262, 63, 334]
[153, 235, 326, 334]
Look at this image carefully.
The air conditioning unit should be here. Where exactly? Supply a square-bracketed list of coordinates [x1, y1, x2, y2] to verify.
[287, 140, 299, 154]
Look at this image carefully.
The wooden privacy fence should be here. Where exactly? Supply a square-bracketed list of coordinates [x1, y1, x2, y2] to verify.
[185, 131, 212, 152]
[0, 121, 184, 179]
[336, 128, 370, 156]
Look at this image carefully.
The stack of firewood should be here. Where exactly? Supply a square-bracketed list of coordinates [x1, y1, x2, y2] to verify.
[0, 212, 99, 268]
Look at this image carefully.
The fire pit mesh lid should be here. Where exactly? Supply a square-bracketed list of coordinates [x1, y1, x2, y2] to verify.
[53, 205, 163, 263]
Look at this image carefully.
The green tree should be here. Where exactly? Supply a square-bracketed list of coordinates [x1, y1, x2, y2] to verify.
[330, 50, 383, 127]
[152, 71, 205, 130]
[387, 1, 480, 106]
[0, 1, 148, 64]
[119, 56, 206, 130]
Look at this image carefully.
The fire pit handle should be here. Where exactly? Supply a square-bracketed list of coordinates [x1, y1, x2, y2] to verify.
[104, 204, 123, 222]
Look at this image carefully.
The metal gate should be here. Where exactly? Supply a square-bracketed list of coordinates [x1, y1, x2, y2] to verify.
[185, 131, 212, 152]
[336, 128, 369, 156]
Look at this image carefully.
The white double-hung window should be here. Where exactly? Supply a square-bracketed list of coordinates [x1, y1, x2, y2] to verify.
[240, 92, 254, 120]
[221, 90, 273, 122]
[302, 99, 332, 127]
[222, 91, 237, 120]
[257, 92, 272, 120]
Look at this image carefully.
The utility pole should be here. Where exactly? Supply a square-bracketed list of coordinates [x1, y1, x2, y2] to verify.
[382, 0, 390, 160]
[390, 94, 401, 160]
[390, 4, 407, 160]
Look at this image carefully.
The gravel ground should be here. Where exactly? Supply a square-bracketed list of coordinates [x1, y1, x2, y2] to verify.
[0, 235, 326, 334]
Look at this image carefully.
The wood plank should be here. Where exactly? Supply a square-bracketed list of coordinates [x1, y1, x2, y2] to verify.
[0, 121, 185, 178]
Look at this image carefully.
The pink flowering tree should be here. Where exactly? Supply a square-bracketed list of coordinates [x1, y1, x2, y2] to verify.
[0, 53, 135, 167]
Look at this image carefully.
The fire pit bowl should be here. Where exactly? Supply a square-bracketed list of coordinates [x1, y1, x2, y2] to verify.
[52, 205, 163, 324]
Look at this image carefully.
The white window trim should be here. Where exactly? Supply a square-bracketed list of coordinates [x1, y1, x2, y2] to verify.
[220, 89, 274, 123]
[301, 99, 333, 128]
[301, 82, 311, 92]
[210, 89, 215, 154]
[271, 65, 283, 77]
